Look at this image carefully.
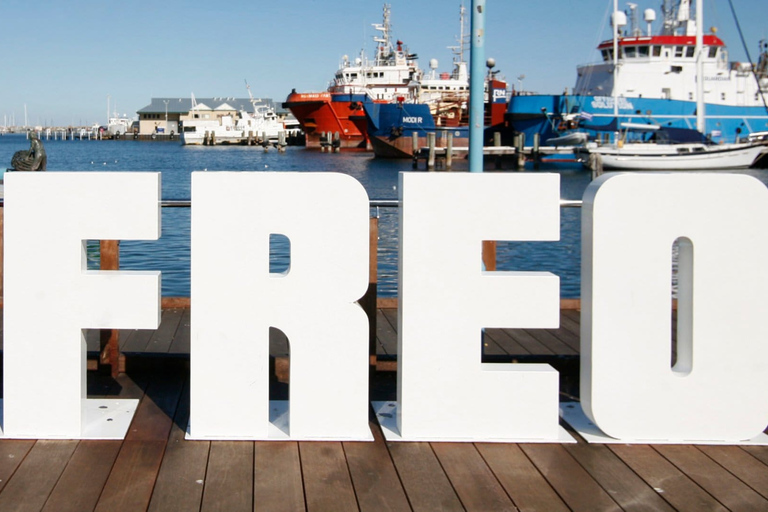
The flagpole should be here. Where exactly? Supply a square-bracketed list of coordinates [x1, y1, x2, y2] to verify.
[469, 0, 486, 173]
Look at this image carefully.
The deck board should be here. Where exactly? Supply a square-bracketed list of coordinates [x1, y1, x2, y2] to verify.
[201, 441, 254, 512]
[0, 305, 766, 511]
[300, 442, 359, 512]
[0, 440, 78, 512]
[41, 441, 122, 512]
[254, 442, 305, 512]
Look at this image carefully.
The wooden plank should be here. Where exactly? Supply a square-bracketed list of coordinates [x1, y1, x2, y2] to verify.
[431, 443, 515, 511]
[558, 310, 581, 336]
[387, 442, 463, 512]
[254, 443, 305, 512]
[0, 440, 35, 493]
[0, 440, 78, 512]
[609, 444, 728, 511]
[300, 442, 358, 512]
[743, 445, 768, 466]
[564, 442, 675, 511]
[476, 443, 570, 512]
[125, 369, 184, 442]
[482, 329, 513, 357]
[95, 367, 184, 512]
[94, 440, 167, 512]
[201, 441, 254, 512]
[547, 324, 580, 353]
[484, 328, 531, 356]
[521, 444, 622, 511]
[521, 328, 578, 355]
[502, 328, 557, 356]
[375, 308, 398, 356]
[702, 445, 768, 500]
[41, 441, 122, 512]
[655, 444, 768, 510]
[343, 413, 411, 512]
[121, 328, 155, 353]
[148, 380, 209, 512]
[167, 308, 191, 355]
[698, 445, 768, 500]
[144, 308, 184, 354]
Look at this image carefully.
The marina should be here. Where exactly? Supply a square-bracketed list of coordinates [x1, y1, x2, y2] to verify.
[2, 0, 768, 510]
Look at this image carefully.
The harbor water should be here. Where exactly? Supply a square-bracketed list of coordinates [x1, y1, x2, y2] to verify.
[2, 134, 765, 299]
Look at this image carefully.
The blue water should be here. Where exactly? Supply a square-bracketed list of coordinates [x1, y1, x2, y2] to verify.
[4, 133, 764, 298]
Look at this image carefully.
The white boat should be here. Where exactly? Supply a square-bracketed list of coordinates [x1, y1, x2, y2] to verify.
[107, 114, 135, 136]
[578, 0, 768, 171]
[182, 90, 284, 146]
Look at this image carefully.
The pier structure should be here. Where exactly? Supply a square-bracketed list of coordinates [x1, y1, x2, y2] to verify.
[0, 192, 765, 509]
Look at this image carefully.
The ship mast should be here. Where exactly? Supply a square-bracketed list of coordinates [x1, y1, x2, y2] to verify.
[695, 0, 705, 133]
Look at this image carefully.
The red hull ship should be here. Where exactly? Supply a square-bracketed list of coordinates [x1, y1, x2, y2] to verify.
[283, 5, 419, 150]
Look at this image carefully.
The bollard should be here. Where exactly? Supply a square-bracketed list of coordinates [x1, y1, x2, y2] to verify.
[427, 132, 436, 170]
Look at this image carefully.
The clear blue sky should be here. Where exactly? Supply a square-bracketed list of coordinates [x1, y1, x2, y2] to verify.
[1, 0, 765, 127]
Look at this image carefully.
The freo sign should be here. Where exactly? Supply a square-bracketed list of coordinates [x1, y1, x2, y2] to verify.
[3, 171, 768, 445]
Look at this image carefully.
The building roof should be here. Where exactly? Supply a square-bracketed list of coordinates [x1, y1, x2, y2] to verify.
[137, 97, 285, 115]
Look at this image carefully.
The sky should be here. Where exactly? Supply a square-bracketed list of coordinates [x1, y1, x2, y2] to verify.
[1, 0, 766, 127]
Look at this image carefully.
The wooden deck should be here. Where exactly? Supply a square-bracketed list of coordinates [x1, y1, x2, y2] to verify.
[0, 305, 767, 511]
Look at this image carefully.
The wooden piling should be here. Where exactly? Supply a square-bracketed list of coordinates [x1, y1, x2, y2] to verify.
[515, 132, 526, 169]
[427, 132, 436, 170]
[333, 131, 341, 153]
[494, 132, 502, 169]
[533, 133, 541, 169]
[412, 132, 419, 169]
[446, 132, 453, 170]
[99, 240, 124, 377]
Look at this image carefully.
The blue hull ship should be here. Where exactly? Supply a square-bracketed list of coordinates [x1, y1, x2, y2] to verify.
[506, 0, 768, 146]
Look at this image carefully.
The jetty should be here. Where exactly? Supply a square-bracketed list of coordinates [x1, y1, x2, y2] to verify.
[0, 302, 764, 510]
[413, 132, 579, 170]
[0, 199, 765, 511]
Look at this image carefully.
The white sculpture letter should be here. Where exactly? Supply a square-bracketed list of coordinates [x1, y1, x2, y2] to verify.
[3, 172, 161, 439]
[579, 173, 768, 443]
[375, 172, 565, 442]
[189, 172, 371, 441]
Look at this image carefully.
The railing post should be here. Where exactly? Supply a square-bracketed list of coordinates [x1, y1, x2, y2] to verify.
[99, 240, 123, 377]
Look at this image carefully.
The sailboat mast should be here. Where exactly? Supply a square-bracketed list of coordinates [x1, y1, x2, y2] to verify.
[612, 0, 620, 120]
[695, 0, 705, 133]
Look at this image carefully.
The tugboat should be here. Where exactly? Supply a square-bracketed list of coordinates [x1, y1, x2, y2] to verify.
[361, 5, 508, 158]
[283, 4, 420, 149]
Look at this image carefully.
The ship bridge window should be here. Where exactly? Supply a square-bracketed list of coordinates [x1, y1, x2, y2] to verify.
[708, 46, 718, 58]
[675, 46, 685, 58]
[601, 49, 611, 61]
[686, 46, 695, 58]
[652, 46, 662, 57]
[638, 46, 650, 57]
[624, 46, 637, 58]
